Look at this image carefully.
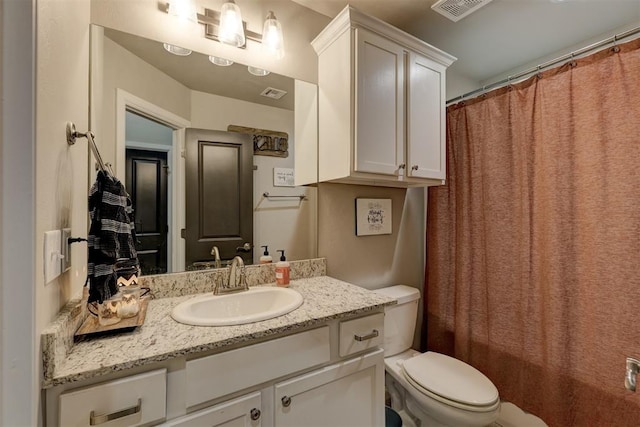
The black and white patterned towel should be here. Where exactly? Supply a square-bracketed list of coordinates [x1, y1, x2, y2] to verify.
[87, 170, 139, 303]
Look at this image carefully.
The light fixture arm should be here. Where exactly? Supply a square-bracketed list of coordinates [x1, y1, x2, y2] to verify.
[198, 9, 263, 48]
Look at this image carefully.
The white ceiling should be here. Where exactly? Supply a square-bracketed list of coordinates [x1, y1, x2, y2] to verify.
[292, 0, 640, 84]
[105, 28, 295, 110]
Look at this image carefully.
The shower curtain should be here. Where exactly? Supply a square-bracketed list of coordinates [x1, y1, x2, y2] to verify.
[425, 38, 640, 426]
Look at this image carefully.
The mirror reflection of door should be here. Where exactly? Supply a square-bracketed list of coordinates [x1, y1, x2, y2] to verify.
[125, 111, 172, 275]
[185, 129, 253, 267]
[126, 149, 168, 275]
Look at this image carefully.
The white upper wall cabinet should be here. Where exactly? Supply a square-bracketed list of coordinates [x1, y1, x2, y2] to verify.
[309, 6, 456, 188]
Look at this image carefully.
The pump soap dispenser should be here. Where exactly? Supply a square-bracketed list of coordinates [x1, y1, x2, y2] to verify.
[275, 250, 290, 287]
[260, 246, 273, 264]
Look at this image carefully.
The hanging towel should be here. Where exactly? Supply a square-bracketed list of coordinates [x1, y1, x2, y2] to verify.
[87, 170, 139, 304]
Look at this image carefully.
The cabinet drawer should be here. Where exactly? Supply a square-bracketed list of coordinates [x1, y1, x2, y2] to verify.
[185, 327, 330, 407]
[59, 369, 166, 427]
[161, 391, 261, 427]
[339, 313, 384, 357]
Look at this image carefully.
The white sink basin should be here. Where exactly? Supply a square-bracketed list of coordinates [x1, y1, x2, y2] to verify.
[171, 287, 303, 326]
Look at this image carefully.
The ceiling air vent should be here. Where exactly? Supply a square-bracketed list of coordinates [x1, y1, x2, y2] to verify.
[431, 0, 494, 22]
[260, 87, 288, 100]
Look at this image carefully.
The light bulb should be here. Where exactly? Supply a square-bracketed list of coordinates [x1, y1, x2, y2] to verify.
[167, 0, 197, 22]
[262, 11, 284, 59]
[218, 1, 246, 47]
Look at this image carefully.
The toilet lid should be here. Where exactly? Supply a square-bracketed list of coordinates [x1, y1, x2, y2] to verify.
[402, 352, 499, 407]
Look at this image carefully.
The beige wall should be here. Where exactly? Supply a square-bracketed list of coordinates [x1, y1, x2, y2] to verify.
[100, 34, 191, 165]
[317, 183, 426, 346]
[91, 0, 329, 83]
[190, 91, 317, 264]
[36, 0, 91, 329]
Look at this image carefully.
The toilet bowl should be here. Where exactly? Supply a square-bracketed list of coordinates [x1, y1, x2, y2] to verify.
[374, 286, 500, 427]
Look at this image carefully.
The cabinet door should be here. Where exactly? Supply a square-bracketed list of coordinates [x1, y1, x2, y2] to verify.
[274, 349, 385, 427]
[355, 28, 405, 176]
[162, 392, 262, 427]
[406, 51, 446, 180]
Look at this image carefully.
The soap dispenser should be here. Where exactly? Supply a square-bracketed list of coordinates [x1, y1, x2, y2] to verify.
[260, 246, 273, 264]
[275, 250, 290, 287]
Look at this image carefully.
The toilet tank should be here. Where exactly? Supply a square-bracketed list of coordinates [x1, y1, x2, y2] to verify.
[373, 285, 420, 357]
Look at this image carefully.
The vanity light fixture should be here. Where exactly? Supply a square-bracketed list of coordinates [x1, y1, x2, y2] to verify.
[209, 55, 234, 66]
[167, 0, 197, 22]
[248, 66, 270, 77]
[166, 2, 285, 59]
[163, 43, 192, 56]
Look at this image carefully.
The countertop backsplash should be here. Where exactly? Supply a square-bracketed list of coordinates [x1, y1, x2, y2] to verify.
[41, 258, 327, 384]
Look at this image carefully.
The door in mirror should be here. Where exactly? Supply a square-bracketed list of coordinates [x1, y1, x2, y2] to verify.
[185, 129, 254, 267]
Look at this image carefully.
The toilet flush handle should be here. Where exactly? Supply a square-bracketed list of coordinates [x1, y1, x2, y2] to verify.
[626, 357, 640, 392]
[354, 329, 379, 342]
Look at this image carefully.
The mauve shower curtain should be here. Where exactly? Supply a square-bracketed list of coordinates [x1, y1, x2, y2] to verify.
[425, 39, 640, 426]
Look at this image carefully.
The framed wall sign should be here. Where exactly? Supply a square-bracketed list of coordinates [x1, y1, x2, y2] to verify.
[273, 168, 295, 187]
[355, 198, 392, 236]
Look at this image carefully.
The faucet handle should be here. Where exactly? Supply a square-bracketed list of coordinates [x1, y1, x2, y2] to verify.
[239, 265, 248, 290]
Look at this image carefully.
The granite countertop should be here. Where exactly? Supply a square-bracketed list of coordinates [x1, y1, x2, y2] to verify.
[43, 276, 395, 388]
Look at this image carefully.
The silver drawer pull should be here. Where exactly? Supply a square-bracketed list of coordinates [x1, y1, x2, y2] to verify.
[89, 398, 142, 425]
[354, 329, 379, 342]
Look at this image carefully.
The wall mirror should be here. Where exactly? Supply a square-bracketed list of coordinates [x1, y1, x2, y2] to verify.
[90, 24, 318, 275]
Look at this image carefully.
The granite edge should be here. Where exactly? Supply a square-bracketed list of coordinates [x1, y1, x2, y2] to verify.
[43, 300, 391, 388]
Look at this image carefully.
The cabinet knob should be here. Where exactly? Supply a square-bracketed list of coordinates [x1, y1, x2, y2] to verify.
[250, 408, 261, 421]
[398, 163, 406, 170]
[411, 165, 419, 171]
[281, 396, 292, 407]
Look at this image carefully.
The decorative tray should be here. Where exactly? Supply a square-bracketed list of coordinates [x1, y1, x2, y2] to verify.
[74, 297, 150, 338]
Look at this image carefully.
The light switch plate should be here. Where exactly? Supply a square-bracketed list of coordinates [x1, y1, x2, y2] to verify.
[44, 230, 62, 284]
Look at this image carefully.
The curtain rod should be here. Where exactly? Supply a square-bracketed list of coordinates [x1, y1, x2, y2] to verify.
[446, 25, 640, 105]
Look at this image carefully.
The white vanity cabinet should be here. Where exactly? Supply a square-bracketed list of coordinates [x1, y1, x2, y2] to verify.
[46, 313, 386, 427]
[310, 6, 456, 187]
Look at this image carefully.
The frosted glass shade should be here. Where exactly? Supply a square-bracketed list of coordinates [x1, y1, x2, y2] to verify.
[163, 43, 192, 56]
[209, 56, 234, 66]
[167, 0, 197, 22]
[262, 11, 284, 59]
[218, 1, 246, 47]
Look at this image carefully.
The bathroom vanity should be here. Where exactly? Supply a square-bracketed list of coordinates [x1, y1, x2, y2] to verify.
[41, 260, 395, 426]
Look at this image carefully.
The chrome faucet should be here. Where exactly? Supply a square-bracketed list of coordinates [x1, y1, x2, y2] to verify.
[626, 357, 639, 392]
[210, 246, 222, 269]
[213, 256, 248, 295]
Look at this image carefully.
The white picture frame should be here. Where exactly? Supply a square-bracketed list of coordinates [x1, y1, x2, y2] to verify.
[355, 198, 392, 236]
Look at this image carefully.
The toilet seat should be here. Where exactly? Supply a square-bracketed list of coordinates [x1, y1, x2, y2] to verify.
[401, 352, 500, 413]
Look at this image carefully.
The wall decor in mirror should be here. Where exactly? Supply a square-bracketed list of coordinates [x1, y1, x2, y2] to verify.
[90, 25, 317, 276]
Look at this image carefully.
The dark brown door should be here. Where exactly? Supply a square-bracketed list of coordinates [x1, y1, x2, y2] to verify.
[125, 149, 169, 275]
[185, 129, 253, 266]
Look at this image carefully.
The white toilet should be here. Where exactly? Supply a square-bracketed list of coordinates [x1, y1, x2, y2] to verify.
[374, 285, 500, 427]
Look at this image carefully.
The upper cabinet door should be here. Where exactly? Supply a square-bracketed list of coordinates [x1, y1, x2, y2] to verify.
[406, 52, 446, 180]
[354, 28, 405, 176]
